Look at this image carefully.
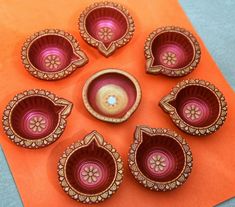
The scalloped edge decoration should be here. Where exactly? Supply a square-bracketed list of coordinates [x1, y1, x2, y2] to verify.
[128, 126, 193, 191]
[58, 131, 124, 204]
[21, 29, 89, 80]
[2, 89, 73, 149]
[82, 68, 142, 123]
[159, 79, 228, 136]
[79, 1, 135, 57]
[144, 26, 201, 77]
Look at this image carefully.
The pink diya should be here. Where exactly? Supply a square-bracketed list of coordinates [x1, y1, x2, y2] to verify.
[128, 126, 193, 191]
[82, 69, 141, 123]
[160, 79, 227, 136]
[58, 131, 123, 204]
[144, 26, 201, 77]
[2, 89, 72, 148]
[79, 1, 135, 57]
[22, 29, 88, 80]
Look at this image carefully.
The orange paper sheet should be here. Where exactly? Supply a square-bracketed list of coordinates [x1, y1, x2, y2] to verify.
[0, 0, 235, 206]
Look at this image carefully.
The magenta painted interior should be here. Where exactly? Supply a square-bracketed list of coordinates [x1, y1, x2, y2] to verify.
[136, 132, 185, 182]
[11, 96, 62, 139]
[87, 72, 137, 118]
[85, 7, 128, 47]
[152, 32, 194, 69]
[65, 140, 116, 194]
[171, 85, 220, 127]
[28, 35, 77, 72]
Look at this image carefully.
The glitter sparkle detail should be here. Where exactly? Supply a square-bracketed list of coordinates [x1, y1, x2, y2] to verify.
[106, 95, 118, 107]
[185, 104, 202, 120]
[149, 154, 166, 172]
[98, 27, 113, 41]
[81, 166, 100, 183]
[162, 52, 177, 66]
[44, 55, 61, 70]
[29, 116, 46, 132]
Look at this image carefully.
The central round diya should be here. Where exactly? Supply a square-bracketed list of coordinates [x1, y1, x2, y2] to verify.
[160, 79, 227, 136]
[2, 89, 73, 148]
[22, 29, 88, 80]
[144, 26, 201, 77]
[128, 126, 193, 191]
[82, 69, 141, 123]
[58, 131, 123, 204]
[79, 1, 135, 57]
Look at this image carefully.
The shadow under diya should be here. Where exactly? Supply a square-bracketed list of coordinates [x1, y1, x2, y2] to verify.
[160, 79, 227, 136]
[144, 26, 201, 77]
[82, 69, 141, 123]
[79, 1, 135, 57]
[58, 131, 123, 204]
[2, 89, 72, 148]
[129, 126, 193, 191]
[22, 29, 88, 80]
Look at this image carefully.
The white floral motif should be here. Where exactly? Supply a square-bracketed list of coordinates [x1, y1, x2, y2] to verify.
[149, 154, 166, 172]
[45, 55, 61, 69]
[81, 166, 100, 183]
[162, 52, 177, 66]
[98, 27, 113, 41]
[29, 116, 46, 132]
[185, 104, 201, 120]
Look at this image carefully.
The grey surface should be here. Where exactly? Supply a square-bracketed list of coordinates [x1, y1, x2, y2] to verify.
[0, 146, 23, 207]
[180, 0, 235, 90]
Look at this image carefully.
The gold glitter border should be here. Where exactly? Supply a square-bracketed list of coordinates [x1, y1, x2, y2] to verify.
[58, 131, 124, 203]
[22, 29, 88, 80]
[128, 126, 193, 191]
[160, 79, 227, 136]
[2, 89, 73, 148]
[144, 26, 201, 77]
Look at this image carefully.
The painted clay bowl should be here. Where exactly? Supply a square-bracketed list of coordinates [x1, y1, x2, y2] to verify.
[79, 1, 135, 57]
[22, 29, 88, 80]
[58, 131, 123, 204]
[2, 89, 73, 148]
[144, 26, 201, 77]
[160, 79, 227, 136]
[128, 126, 193, 191]
[83, 69, 141, 123]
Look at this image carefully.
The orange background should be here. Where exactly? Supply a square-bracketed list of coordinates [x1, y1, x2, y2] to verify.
[0, 0, 235, 206]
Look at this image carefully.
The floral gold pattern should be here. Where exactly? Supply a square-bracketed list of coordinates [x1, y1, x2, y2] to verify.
[79, 2, 135, 57]
[81, 166, 100, 183]
[58, 131, 124, 204]
[98, 27, 114, 41]
[144, 26, 201, 77]
[22, 29, 88, 80]
[149, 154, 166, 172]
[162, 52, 177, 66]
[44, 55, 61, 70]
[2, 89, 73, 148]
[159, 79, 227, 136]
[29, 116, 46, 132]
[185, 104, 201, 120]
[128, 126, 193, 191]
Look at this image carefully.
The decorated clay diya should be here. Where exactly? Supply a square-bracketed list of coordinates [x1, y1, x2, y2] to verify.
[144, 26, 201, 77]
[2, 89, 73, 148]
[160, 79, 227, 136]
[79, 1, 135, 57]
[82, 69, 141, 123]
[128, 126, 193, 191]
[58, 131, 123, 203]
[22, 29, 88, 80]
